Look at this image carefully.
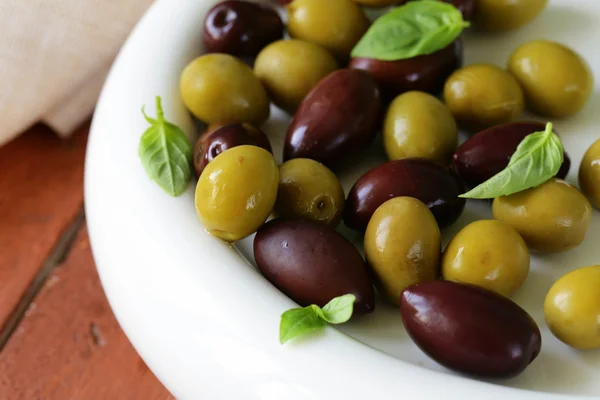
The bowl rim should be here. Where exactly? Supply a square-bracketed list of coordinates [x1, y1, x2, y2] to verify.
[84, 0, 598, 398]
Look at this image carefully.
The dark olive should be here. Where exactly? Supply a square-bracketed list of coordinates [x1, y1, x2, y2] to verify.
[395, 0, 475, 20]
[349, 40, 462, 101]
[254, 218, 375, 314]
[193, 123, 272, 177]
[202, 0, 284, 58]
[276, 0, 292, 3]
[284, 69, 381, 170]
[344, 158, 466, 231]
[452, 122, 571, 188]
[401, 281, 541, 378]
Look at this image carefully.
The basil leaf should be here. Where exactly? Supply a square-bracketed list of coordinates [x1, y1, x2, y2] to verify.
[279, 306, 326, 344]
[351, 0, 469, 61]
[279, 294, 357, 344]
[138, 96, 193, 197]
[321, 294, 356, 324]
[460, 123, 564, 199]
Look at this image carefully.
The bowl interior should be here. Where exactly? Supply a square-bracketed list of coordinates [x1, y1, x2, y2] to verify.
[86, 0, 600, 397]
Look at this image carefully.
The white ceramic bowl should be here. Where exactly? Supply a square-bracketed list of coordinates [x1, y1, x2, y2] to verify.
[85, 0, 600, 398]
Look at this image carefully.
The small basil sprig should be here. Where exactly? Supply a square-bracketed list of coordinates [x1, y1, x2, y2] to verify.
[351, 0, 469, 61]
[138, 96, 193, 197]
[460, 123, 564, 199]
[280, 294, 356, 344]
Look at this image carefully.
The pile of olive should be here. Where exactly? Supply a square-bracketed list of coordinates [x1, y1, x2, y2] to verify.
[177, 0, 600, 380]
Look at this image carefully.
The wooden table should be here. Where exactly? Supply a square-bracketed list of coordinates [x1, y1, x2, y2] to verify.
[0, 123, 174, 399]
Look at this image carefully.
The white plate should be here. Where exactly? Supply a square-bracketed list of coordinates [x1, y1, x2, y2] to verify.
[85, 0, 600, 398]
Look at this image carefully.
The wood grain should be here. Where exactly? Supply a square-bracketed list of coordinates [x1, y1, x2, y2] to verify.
[0, 225, 174, 400]
[0, 124, 88, 329]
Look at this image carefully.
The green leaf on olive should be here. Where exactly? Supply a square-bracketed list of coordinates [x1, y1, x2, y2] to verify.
[138, 96, 193, 197]
[460, 123, 565, 199]
[279, 294, 356, 344]
[351, 0, 469, 61]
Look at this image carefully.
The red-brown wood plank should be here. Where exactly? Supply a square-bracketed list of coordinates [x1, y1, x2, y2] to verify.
[0, 225, 174, 400]
[0, 124, 88, 329]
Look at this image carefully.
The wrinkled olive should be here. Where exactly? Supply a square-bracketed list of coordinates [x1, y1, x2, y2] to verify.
[365, 197, 441, 305]
[350, 40, 463, 101]
[474, 0, 547, 32]
[383, 91, 458, 164]
[579, 139, 600, 209]
[493, 178, 592, 253]
[180, 54, 270, 125]
[254, 218, 375, 314]
[254, 40, 338, 113]
[193, 123, 271, 177]
[284, 69, 381, 169]
[444, 64, 524, 131]
[442, 220, 530, 297]
[401, 281, 541, 378]
[344, 159, 466, 231]
[545, 265, 600, 350]
[275, 159, 345, 227]
[508, 40, 594, 118]
[202, 0, 284, 58]
[195, 145, 278, 241]
[286, 0, 370, 59]
[452, 121, 571, 188]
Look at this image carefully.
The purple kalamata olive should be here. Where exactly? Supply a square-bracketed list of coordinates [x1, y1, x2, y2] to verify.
[193, 122, 271, 177]
[452, 121, 571, 188]
[401, 281, 541, 378]
[344, 158, 466, 231]
[284, 69, 381, 170]
[394, 0, 475, 20]
[202, 0, 284, 58]
[349, 40, 463, 101]
[254, 218, 375, 314]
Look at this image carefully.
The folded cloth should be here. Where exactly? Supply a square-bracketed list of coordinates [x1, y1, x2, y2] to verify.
[0, 0, 153, 147]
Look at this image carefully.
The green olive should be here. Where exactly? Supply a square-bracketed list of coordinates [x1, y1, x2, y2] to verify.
[364, 197, 441, 305]
[384, 91, 458, 164]
[180, 54, 270, 126]
[275, 158, 345, 227]
[544, 265, 600, 350]
[195, 145, 278, 241]
[443, 64, 524, 132]
[254, 40, 338, 113]
[286, 0, 369, 59]
[442, 220, 530, 297]
[508, 40, 594, 118]
[579, 139, 600, 209]
[492, 178, 592, 253]
[474, 0, 547, 32]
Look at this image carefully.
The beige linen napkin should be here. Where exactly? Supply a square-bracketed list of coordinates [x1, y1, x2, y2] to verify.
[0, 0, 154, 147]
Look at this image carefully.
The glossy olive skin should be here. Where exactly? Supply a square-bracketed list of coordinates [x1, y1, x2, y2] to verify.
[276, 159, 345, 227]
[180, 54, 270, 125]
[365, 197, 441, 305]
[254, 40, 338, 113]
[452, 121, 571, 188]
[193, 123, 271, 177]
[545, 265, 600, 350]
[195, 145, 278, 241]
[474, 0, 547, 32]
[383, 91, 458, 164]
[350, 40, 463, 101]
[202, 0, 283, 58]
[286, 0, 369, 59]
[442, 220, 530, 297]
[444, 64, 524, 132]
[353, 0, 402, 8]
[401, 281, 541, 378]
[284, 69, 381, 169]
[493, 178, 592, 253]
[508, 40, 594, 118]
[344, 159, 466, 231]
[254, 218, 375, 314]
[396, 0, 475, 20]
[579, 139, 600, 209]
